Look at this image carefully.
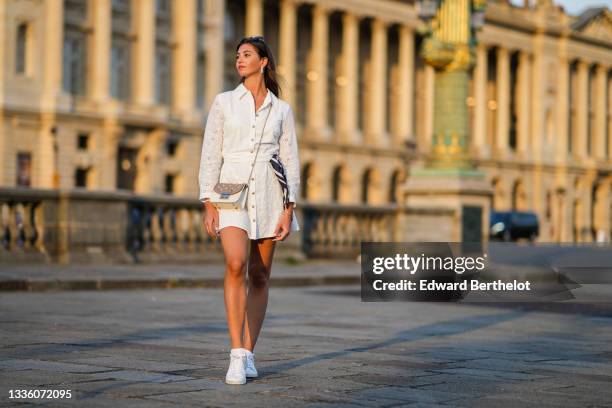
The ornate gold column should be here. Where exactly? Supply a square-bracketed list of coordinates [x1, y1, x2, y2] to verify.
[279, 0, 298, 109]
[423, 64, 435, 153]
[306, 4, 329, 140]
[246, 0, 263, 36]
[172, 0, 196, 118]
[133, 0, 155, 106]
[403, 0, 491, 243]
[337, 11, 359, 144]
[90, 0, 111, 103]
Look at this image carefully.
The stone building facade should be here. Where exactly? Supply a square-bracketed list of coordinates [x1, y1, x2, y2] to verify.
[1, 0, 611, 243]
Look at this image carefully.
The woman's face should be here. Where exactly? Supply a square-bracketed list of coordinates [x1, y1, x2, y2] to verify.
[236, 43, 267, 78]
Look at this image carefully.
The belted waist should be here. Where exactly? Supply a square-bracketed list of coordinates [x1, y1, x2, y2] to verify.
[222, 152, 276, 163]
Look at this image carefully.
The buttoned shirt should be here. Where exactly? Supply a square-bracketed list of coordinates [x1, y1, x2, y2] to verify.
[198, 82, 300, 239]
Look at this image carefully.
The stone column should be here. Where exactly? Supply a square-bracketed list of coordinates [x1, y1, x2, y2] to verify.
[40, 0, 64, 187]
[101, 119, 122, 189]
[495, 46, 510, 158]
[517, 51, 531, 158]
[530, 37, 544, 161]
[423, 64, 435, 153]
[472, 43, 488, 157]
[609, 71, 612, 160]
[279, 0, 297, 109]
[0, 0, 3, 182]
[42, 0, 64, 110]
[306, 4, 329, 140]
[133, 0, 155, 106]
[393, 24, 414, 147]
[594, 65, 608, 161]
[575, 61, 589, 160]
[337, 11, 359, 144]
[245, 0, 263, 36]
[37, 114, 57, 188]
[592, 178, 611, 242]
[90, 0, 111, 103]
[556, 55, 569, 163]
[366, 18, 388, 147]
[172, 0, 197, 118]
[204, 0, 225, 107]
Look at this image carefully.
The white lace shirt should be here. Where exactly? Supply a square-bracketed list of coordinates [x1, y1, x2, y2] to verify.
[198, 82, 300, 240]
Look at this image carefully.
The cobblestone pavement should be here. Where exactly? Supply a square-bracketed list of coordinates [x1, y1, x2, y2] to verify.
[1, 284, 611, 407]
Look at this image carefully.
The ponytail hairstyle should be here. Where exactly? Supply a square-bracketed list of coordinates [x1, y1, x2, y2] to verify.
[236, 36, 282, 98]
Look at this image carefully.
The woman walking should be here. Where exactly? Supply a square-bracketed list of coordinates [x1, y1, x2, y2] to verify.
[198, 36, 300, 385]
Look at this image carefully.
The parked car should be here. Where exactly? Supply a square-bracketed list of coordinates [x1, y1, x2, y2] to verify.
[489, 211, 539, 242]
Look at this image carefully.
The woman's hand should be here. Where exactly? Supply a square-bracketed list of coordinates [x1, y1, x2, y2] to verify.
[272, 205, 294, 241]
[203, 201, 220, 239]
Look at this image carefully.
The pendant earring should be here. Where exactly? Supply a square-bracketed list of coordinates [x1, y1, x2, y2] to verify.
[260, 66, 264, 74]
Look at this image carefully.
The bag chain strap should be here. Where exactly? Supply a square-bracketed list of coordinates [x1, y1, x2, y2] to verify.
[244, 96, 273, 189]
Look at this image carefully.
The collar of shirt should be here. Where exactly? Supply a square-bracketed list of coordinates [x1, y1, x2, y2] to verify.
[234, 82, 276, 113]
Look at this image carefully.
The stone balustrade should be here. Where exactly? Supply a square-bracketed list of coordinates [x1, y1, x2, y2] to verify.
[0, 188, 438, 264]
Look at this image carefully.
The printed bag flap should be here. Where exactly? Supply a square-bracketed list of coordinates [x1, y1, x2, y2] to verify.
[214, 182, 246, 195]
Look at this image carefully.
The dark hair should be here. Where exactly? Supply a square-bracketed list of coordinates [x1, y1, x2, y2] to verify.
[236, 36, 282, 98]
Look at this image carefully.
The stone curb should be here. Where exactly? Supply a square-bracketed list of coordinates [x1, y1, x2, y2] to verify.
[0, 275, 360, 292]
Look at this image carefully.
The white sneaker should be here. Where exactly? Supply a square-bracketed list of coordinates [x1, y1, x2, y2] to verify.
[225, 349, 247, 385]
[243, 350, 258, 378]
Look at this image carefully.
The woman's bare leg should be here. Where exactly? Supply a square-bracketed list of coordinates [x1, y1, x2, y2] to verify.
[219, 227, 250, 349]
[243, 237, 276, 352]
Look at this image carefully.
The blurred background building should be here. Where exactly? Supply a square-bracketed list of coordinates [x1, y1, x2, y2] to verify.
[0, 0, 611, 263]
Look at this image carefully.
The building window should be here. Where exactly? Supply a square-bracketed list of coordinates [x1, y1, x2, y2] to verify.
[111, 0, 132, 101]
[196, 0, 206, 108]
[332, 167, 341, 202]
[111, 44, 130, 100]
[155, 0, 172, 105]
[16, 22, 30, 75]
[295, 5, 311, 125]
[16, 152, 32, 187]
[358, 19, 372, 132]
[155, 50, 171, 104]
[587, 65, 596, 156]
[546, 190, 552, 221]
[224, 2, 244, 91]
[62, 35, 86, 95]
[62, 0, 88, 95]
[156, 0, 170, 13]
[75, 167, 89, 187]
[568, 61, 577, 154]
[301, 163, 312, 201]
[77, 133, 89, 150]
[509, 52, 519, 150]
[165, 173, 175, 193]
[166, 139, 178, 156]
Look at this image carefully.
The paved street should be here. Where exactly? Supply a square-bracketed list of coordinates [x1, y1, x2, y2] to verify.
[1, 280, 612, 407]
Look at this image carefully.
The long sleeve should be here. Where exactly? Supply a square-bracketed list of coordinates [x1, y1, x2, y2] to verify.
[198, 94, 224, 202]
[278, 105, 301, 208]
